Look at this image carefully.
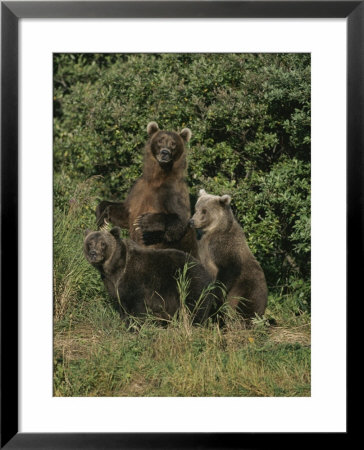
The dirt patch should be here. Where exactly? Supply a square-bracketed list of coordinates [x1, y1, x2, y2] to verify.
[269, 324, 311, 346]
[54, 324, 103, 360]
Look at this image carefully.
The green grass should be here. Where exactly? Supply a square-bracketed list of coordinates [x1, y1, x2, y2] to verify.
[53, 176, 311, 397]
[54, 312, 310, 397]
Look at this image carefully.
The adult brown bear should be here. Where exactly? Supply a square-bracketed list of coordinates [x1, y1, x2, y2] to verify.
[96, 122, 198, 257]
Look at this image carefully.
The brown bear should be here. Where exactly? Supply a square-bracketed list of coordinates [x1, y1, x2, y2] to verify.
[96, 122, 198, 258]
[189, 189, 268, 319]
[83, 227, 216, 323]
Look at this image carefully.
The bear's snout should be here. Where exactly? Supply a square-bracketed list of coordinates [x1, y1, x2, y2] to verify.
[89, 250, 98, 260]
[160, 148, 171, 160]
[157, 148, 172, 165]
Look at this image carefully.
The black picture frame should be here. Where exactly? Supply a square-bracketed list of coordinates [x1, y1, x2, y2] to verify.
[1, 1, 357, 448]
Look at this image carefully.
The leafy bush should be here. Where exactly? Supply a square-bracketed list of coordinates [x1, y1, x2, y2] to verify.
[54, 53, 310, 310]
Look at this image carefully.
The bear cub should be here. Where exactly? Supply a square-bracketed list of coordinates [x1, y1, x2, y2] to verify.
[96, 122, 198, 257]
[83, 227, 215, 323]
[190, 189, 268, 318]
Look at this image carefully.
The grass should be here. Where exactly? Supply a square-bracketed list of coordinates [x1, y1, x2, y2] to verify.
[54, 312, 310, 397]
[53, 175, 311, 397]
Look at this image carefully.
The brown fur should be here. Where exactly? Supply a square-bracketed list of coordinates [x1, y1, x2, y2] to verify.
[83, 227, 216, 323]
[190, 190, 268, 318]
[96, 122, 198, 257]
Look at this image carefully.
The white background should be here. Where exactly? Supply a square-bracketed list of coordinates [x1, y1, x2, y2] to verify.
[19, 19, 346, 432]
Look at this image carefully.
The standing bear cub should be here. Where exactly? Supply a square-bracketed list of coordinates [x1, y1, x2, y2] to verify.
[83, 227, 215, 323]
[96, 122, 198, 258]
[190, 190, 268, 319]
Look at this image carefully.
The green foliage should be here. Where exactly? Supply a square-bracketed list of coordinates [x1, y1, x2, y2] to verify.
[54, 52, 311, 310]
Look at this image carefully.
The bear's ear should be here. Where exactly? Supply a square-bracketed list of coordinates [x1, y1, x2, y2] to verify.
[147, 121, 159, 136]
[180, 128, 192, 143]
[84, 229, 92, 237]
[109, 227, 121, 240]
[198, 189, 207, 197]
[220, 194, 232, 206]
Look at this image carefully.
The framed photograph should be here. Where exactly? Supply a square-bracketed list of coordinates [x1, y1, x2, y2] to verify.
[2, 1, 357, 448]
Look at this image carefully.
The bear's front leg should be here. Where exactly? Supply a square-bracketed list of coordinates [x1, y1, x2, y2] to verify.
[164, 214, 188, 243]
[134, 213, 166, 245]
[134, 213, 187, 245]
[96, 201, 129, 229]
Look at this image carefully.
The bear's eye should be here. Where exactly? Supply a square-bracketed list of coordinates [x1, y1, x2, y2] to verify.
[170, 141, 176, 149]
[100, 242, 106, 249]
[202, 209, 207, 215]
